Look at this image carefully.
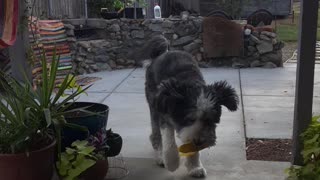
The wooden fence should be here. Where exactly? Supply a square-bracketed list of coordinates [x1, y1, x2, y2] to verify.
[31, 0, 86, 19]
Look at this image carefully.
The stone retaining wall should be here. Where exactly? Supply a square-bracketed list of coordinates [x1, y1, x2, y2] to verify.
[63, 16, 284, 75]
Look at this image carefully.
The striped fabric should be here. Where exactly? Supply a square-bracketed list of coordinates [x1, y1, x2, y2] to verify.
[0, 0, 19, 49]
[28, 17, 72, 85]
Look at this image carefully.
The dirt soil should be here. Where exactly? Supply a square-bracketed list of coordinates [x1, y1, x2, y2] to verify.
[246, 138, 292, 162]
[282, 42, 298, 62]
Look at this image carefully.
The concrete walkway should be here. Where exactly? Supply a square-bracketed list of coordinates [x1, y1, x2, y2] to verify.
[75, 64, 320, 180]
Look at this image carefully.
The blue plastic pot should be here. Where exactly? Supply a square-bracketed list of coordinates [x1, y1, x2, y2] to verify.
[62, 102, 109, 149]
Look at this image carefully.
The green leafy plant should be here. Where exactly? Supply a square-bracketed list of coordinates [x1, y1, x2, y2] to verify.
[56, 140, 97, 180]
[286, 116, 320, 180]
[126, 0, 147, 8]
[0, 50, 90, 155]
[57, 129, 110, 180]
[113, 0, 124, 11]
[88, 0, 113, 17]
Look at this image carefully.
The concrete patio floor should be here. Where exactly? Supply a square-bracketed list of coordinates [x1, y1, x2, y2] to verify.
[75, 64, 320, 180]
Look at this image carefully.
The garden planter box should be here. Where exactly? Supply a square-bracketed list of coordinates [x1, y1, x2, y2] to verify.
[62, 102, 109, 149]
[125, 8, 143, 19]
[0, 140, 56, 180]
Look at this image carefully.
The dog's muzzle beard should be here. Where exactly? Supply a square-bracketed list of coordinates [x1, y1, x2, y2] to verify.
[176, 124, 217, 148]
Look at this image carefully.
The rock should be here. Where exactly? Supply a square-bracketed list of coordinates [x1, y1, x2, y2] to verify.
[263, 62, 277, 68]
[175, 23, 197, 36]
[180, 11, 190, 20]
[183, 43, 200, 53]
[90, 40, 110, 48]
[196, 53, 202, 61]
[77, 67, 86, 75]
[260, 51, 283, 67]
[87, 53, 94, 60]
[163, 20, 174, 28]
[96, 63, 112, 71]
[173, 34, 179, 40]
[116, 58, 126, 65]
[86, 19, 108, 29]
[247, 46, 257, 53]
[200, 47, 204, 53]
[85, 59, 95, 64]
[250, 60, 264, 67]
[90, 64, 99, 71]
[95, 55, 110, 62]
[108, 24, 121, 32]
[232, 62, 247, 68]
[92, 48, 107, 56]
[108, 60, 117, 69]
[66, 29, 74, 36]
[67, 37, 77, 42]
[261, 31, 277, 38]
[148, 23, 163, 32]
[274, 41, 285, 50]
[64, 24, 75, 30]
[257, 41, 273, 54]
[272, 38, 278, 45]
[194, 39, 202, 44]
[250, 34, 261, 44]
[75, 56, 84, 62]
[131, 30, 145, 39]
[126, 59, 136, 65]
[232, 57, 250, 68]
[260, 34, 271, 41]
[78, 41, 90, 49]
[198, 62, 209, 68]
[172, 36, 194, 46]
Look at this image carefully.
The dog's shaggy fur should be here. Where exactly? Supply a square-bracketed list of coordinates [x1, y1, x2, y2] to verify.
[144, 35, 239, 178]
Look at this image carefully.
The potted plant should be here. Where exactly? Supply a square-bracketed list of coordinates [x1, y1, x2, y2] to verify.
[106, 129, 123, 157]
[57, 129, 110, 180]
[0, 51, 89, 180]
[124, 0, 146, 19]
[100, 0, 124, 19]
[62, 101, 109, 149]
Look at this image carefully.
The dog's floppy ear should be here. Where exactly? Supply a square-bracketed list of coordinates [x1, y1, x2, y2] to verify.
[155, 78, 184, 114]
[207, 81, 239, 111]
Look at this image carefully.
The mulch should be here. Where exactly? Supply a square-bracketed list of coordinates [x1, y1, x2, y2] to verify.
[246, 138, 292, 162]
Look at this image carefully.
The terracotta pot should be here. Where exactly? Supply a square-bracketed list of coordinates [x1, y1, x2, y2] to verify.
[82, 159, 109, 180]
[0, 140, 56, 180]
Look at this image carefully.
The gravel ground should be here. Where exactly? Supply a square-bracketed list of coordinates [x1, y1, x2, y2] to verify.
[282, 42, 298, 62]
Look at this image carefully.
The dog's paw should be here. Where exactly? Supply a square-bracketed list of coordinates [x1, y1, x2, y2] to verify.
[188, 167, 207, 178]
[156, 157, 165, 167]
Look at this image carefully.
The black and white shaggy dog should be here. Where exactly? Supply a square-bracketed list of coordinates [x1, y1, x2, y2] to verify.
[144, 35, 239, 178]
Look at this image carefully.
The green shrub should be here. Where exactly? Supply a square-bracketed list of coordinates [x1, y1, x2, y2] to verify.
[286, 116, 320, 180]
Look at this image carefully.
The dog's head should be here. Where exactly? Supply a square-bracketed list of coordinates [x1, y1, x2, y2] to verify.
[156, 79, 239, 147]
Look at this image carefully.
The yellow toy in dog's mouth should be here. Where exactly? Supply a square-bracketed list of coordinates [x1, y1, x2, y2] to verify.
[178, 143, 208, 157]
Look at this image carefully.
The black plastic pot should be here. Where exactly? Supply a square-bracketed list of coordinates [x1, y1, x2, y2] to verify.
[125, 8, 143, 19]
[106, 133, 123, 157]
[101, 11, 119, 19]
[62, 102, 109, 149]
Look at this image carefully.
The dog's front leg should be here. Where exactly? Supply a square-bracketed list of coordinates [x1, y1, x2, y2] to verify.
[160, 125, 180, 172]
[185, 152, 207, 178]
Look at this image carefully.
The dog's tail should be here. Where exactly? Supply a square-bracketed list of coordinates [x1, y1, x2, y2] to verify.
[142, 35, 169, 59]
[140, 35, 169, 68]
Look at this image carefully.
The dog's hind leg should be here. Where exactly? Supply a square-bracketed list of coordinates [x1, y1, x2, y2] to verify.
[149, 110, 164, 167]
[185, 152, 207, 178]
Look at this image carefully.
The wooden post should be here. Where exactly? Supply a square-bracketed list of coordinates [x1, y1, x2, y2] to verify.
[9, 0, 32, 82]
[292, 0, 319, 165]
